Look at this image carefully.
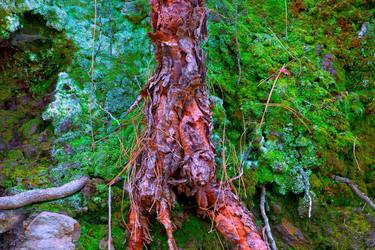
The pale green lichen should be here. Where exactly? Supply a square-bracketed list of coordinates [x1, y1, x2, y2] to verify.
[33, 6, 67, 31]
[42, 72, 84, 128]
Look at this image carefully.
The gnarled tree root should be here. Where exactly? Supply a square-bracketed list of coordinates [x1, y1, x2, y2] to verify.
[125, 0, 267, 249]
[0, 176, 89, 210]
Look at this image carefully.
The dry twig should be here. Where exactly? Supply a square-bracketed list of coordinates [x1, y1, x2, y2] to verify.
[332, 175, 374, 210]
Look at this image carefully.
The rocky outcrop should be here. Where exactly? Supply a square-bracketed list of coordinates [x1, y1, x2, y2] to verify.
[16, 212, 80, 250]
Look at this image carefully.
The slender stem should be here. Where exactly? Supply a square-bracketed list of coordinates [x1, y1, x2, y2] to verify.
[234, 0, 241, 84]
[90, 0, 98, 150]
[108, 186, 112, 250]
[284, 0, 288, 38]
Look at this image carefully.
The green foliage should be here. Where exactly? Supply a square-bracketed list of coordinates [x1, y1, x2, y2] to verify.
[206, 0, 374, 190]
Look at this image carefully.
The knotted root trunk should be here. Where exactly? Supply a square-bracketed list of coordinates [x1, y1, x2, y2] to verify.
[127, 0, 267, 249]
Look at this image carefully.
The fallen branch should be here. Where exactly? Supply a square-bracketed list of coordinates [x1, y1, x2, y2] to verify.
[260, 186, 278, 250]
[0, 177, 89, 210]
[332, 175, 375, 210]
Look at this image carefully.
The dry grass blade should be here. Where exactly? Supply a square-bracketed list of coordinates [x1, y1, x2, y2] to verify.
[353, 136, 361, 171]
[259, 65, 285, 128]
[261, 103, 312, 133]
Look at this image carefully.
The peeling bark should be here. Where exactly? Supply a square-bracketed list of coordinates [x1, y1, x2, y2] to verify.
[127, 0, 267, 249]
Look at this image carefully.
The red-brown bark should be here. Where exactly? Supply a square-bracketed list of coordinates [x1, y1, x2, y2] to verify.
[127, 0, 267, 249]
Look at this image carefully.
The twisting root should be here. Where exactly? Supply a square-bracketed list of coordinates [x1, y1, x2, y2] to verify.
[124, 0, 267, 249]
[202, 184, 268, 250]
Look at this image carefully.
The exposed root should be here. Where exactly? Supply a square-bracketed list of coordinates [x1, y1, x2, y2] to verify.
[0, 176, 89, 210]
[203, 183, 268, 250]
[123, 0, 267, 248]
[127, 205, 150, 250]
[260, 186, 277, 250]
[157, 200, 177, 250]
[332, 175, 374, 210]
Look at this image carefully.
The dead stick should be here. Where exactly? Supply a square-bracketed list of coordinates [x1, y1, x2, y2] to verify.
[260, 186, 277, 250]
[123, 93, 144, 118]
[0, 176, 89, 210]
[332, 175, 375, 210]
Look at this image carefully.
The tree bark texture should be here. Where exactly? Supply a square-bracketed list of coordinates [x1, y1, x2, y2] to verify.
[127, 1, 267, 249]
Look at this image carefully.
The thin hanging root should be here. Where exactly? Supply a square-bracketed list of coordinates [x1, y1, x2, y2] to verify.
[157, 201, 177, 250]
[128, 205, 149, 250]
[260, 186, 277, 250]
[204, 184, 268, 250]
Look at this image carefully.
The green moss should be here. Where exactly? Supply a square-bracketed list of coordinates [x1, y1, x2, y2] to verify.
[20, 118, 41, 138]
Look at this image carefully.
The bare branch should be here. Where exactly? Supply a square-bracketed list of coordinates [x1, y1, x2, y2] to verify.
[332, 175, 375, 210]
[0, 177, 89, 210]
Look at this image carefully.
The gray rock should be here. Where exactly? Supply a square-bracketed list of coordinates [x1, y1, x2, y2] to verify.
[0, 210, 25, 234]
[16, 212, 80, 250]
